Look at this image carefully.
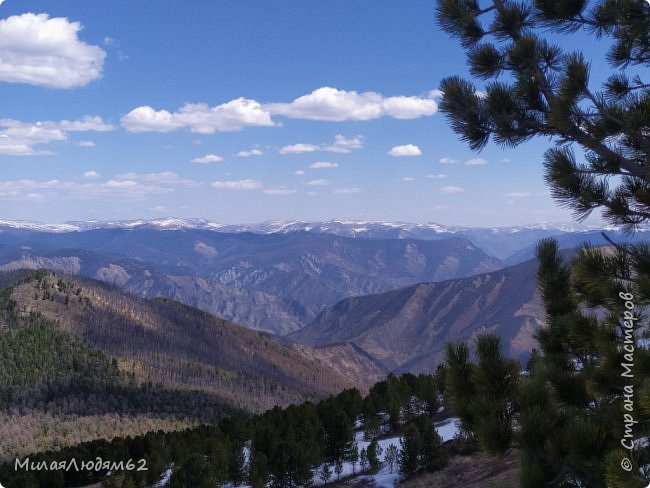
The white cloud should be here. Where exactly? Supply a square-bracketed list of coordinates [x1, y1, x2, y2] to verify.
[306, 179, 330, 186]
[103, 37, 115, 46]
[262, 187, 296, 196]
[426, 173, 446, 179]
[78, 140, 95, 147]
[122, 98, 275, 133]
[123, 87, 438, 135]
[505, 192, 532, 197]
[211, 179, 262, 190]
[150, 205, 167, 212]
[439, 157, 459, 164]
[294, 170, 305, 176]
[307, 191, 318, 197]
[501, 157, 511, 163]
[0, 13, 105, 88]
[324, 134, 364, 153]
[388, 144, 422, 157]
[465, 158, 487, 165]
[0, 116, 113, 156]
[309, 161, 339, 169]
[237, 148, 263, 157]
[191, 153, 223, 164]
[266, 87, 438, 121]
[441, 186, 464, 194]
[0, 172, 197, 200]
[280, 134, 364, 155]
[403, 176, 415, 182]
[279, 143, 320, 155]
[332, 187, 361, 194]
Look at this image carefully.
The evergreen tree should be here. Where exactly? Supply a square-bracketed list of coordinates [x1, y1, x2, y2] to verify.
[415, 415, 447, 473]
[359, 447, 368, 472]
[367, 438, 380, 471]
[249, 449, 269, 488]
[384, 443, 398, 474]
[471, 333, 519, 455]
[514, 239, 650, 487]
[348, 441, 359, 474]
[444, 341, 478, 437]
[334, 457, 344, 480]
[399, 423, 423, 477]
[437, 1, 650, 485]
[169, 453, 216, 488]
[436, 0, 650, 229]
[319, 462, 333, 484]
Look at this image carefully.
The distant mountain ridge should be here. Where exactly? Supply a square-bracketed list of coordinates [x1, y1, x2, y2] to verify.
[0, 216, 623, 234]
[0, 229, 502, 334]
[1, 217, 644, 261]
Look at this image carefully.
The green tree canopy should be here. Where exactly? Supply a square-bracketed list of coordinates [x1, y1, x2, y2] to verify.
[437, 0, 650, 228]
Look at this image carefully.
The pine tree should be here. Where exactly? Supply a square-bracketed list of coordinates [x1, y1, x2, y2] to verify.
[399, 423, 423, 477]
[384, 443, 398, 474]
[319, 462, 333, 484]
[359, 447, 368, 472]
[415, 415, 447, 472]
[436, 0, 650, 229]
[508, 238, 650, 486]
[367, 438, 380, 471]
[471, 333, 519, 455]
[437, 1, 650, 485]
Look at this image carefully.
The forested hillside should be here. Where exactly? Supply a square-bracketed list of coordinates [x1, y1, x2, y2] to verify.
[0, 270, 383, 460]
[0, 372, 453, 488]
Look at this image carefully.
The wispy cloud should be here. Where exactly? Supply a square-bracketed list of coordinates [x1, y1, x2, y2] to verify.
[309, 161, 339, 169]
[505, 192, 532, 197]
[262, 187, 297, 196]
[332, 187, 361, 194]
[426, 173, 446, 179]
[439, 157, 458, 164]
[0, 116, 113, 156]
[237, 148, 263, 157]
[0, 172, 198, 201]
[465, 158, 487, 165]
[441, 186, 464, 193]
[279, 135, 364, 155]
[306, 179, 330, 186]
[279, 143, 320, 155]
[211, 179, 262, 190]
[191, 154, 224, 164]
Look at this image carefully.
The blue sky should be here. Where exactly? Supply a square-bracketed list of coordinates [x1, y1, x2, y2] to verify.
[0, 0, 611, 226]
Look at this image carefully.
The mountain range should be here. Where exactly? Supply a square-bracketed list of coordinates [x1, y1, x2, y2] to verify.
[0, 226, 502, 334]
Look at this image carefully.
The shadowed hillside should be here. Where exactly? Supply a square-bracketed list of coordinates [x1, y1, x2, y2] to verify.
[290, 257, 545, 373]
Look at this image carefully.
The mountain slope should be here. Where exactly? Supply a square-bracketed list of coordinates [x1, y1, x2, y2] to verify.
[0, 270, 387, 459]
[4, 271, 381, 410]
[290, 257, 545, 373]
[0, 230, 503, 334]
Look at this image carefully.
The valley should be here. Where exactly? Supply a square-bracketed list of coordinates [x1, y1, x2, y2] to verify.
[0, 219, 646, 486]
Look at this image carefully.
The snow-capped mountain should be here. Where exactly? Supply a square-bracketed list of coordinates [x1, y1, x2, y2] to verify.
[0, 216, 622, 235]
[0, 217, 645, 261]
